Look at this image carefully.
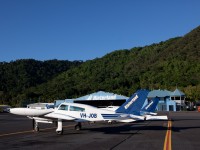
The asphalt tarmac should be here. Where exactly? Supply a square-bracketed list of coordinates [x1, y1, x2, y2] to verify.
[0, 112, 200, 150]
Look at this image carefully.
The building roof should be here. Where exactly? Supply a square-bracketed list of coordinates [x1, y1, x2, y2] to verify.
[148, 88, 185, 98]
[148, 90, 172, 98]
[171, 88, 185, 96]
[75, 91, 129, 100]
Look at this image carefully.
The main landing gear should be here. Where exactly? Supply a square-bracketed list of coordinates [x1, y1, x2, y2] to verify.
[74, 122, 82, 130]
[32, 119, 83, 135]
[56, 119, 63, 135]
[55, 121, 82, 135]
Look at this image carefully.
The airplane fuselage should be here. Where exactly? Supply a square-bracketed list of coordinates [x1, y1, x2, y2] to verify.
[45, 103, 125, 122]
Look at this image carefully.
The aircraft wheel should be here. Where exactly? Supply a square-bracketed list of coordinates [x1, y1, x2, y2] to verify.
[56, 129, 63, 135]
[34, 126, 39, 132]
[75, 123, 82, 130]
[108, 121, 112, 124]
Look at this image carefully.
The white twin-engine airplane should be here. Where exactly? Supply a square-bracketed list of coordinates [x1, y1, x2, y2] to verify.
[9, 90, 168, 135]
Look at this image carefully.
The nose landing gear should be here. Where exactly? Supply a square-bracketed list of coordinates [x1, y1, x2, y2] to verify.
[32, 119, 39, 132]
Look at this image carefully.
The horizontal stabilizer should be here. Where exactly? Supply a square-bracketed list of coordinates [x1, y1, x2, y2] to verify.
[149, 112, 157, 115]
[118, 119, 137, 123]
[129, 114, 144, 120]
[146, 115, 168, 120]
[142, 112, 157, 116]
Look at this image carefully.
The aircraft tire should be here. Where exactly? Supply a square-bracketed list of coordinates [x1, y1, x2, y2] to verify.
[75, 124, 81, 130]
[56, 129, 63, 135]
[34, 127, 39, 132]
[108, 121, 112, 124]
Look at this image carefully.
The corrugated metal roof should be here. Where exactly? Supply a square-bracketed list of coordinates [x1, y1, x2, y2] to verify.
[148, 88, 185, 98]
[148, 90, 172, 98]
[171, 88, 185, 96]
[75, 91, 129, 100]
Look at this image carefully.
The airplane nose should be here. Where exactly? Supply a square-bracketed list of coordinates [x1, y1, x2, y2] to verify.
[9, 108, 22, 115]
[9, 108, 16, 114]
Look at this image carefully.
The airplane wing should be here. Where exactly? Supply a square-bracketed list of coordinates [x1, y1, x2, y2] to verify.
[45, 112, 75, 120]
[114, 114, 144, 123]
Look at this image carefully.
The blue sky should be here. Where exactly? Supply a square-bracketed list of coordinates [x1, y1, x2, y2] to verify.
[0, 0, 200, 62]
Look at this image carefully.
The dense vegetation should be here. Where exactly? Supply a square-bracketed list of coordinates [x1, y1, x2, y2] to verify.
[1, 26, 200, 106]
[0, 59, 82, 105]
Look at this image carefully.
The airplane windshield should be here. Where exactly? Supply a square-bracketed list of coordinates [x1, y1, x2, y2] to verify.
[58, 104, 69, 111]
[70, 106, 85, 112]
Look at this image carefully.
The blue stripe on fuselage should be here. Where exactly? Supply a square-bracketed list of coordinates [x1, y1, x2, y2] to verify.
[101, 114, 120, 119]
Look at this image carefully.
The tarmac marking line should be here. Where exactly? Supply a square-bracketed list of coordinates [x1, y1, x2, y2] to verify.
[163, 120, 172, 150]
[0, 124, 74, 137]
[0, 130, 33, 137]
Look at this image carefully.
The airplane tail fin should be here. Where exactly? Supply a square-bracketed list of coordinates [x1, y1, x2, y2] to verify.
[140, 97, 160, 114]
[115, 89, 149, 114]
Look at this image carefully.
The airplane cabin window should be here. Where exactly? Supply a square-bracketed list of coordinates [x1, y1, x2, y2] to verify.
[59, 105, 68, 111]
[69, 106, 85, 112]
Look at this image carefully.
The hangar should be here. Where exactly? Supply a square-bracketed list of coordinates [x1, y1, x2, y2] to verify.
[54, 91, 128, 108]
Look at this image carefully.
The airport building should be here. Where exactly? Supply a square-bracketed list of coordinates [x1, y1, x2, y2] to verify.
[54, 89, 186, 112]
[148, 88, 185, 111]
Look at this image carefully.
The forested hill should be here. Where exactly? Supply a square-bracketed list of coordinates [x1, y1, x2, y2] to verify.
[0, 59, 82, 105]
[1, 25, 200, 106]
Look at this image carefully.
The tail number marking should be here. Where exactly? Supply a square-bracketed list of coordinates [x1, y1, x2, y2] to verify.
[80, 113, 97, 118]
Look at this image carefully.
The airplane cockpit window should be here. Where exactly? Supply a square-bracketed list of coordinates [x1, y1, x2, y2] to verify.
[58, 104, 69, 111]
[69, 106, 85, 112]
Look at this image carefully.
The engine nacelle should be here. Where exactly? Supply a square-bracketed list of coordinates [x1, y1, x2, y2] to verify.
[9, 108, 53, 116]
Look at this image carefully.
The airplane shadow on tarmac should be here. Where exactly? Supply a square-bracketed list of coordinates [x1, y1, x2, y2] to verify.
[169, 119, 200, 132]
[171, 125, 200, 132]
[58, 120, 200, 135]
[74, 121, 166, 135]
